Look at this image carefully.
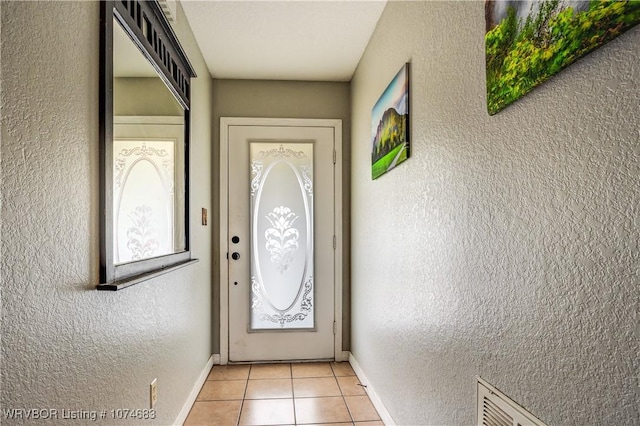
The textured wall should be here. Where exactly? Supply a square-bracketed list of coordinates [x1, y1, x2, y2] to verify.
[351, 2, 639, 425]
[1, 2, 213, 424]
[212, 79, 352, 352]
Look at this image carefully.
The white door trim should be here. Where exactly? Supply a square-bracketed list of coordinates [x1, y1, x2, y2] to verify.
[219, 117, 343, 364]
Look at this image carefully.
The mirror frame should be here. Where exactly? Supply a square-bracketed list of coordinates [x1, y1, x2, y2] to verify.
[98, 0, 197, 290]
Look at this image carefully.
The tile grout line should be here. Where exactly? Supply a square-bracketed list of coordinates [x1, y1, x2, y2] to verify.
[234, 365, 251, 426]
[289, 363, 298, 426]
[333, 363, 356, 425]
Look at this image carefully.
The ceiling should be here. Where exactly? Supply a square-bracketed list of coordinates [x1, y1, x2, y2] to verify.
[180, 0, 388, 82]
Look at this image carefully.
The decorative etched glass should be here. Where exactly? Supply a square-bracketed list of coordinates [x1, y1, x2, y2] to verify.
[250, 143, 314, 330]
[113, 139, 177, 264]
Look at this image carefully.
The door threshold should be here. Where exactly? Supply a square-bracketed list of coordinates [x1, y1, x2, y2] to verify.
[227, 358, 336, 365]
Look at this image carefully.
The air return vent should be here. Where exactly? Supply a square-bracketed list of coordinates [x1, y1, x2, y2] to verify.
[157, 0, 177, 22]
[477, 378, 547, 426]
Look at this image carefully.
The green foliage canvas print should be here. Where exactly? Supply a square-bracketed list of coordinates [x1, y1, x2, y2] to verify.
[371, 63, 410, 180]
[485, 0, 640, 115]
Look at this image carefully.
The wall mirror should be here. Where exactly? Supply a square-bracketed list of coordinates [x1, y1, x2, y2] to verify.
[99, 0, 197, 290]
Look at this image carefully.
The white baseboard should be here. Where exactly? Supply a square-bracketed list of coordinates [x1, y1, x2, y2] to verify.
[174, 355, 215, 426]
[212, 354, 221, 365]
[348, 352, 395, 425]
[337, 350, 350, 362]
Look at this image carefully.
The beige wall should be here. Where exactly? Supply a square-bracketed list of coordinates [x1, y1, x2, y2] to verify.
[1, 2, 213, 424]
[351, 2, 639, 425]
[211, 79, 351, 353]
[114, 77, 183, 116]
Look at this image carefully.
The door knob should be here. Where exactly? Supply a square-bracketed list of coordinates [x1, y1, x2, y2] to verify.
[231, 252, 240, 260]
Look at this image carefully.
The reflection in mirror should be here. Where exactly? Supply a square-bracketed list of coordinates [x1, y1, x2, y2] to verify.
[112, 18, 186, 265]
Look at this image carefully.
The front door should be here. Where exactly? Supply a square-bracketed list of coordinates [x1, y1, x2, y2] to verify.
[221, 118, 341, 362]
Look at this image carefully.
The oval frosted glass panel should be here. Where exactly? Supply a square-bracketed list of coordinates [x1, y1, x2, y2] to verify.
[250, 142, 314, 330]
[113, 140, 175, 264]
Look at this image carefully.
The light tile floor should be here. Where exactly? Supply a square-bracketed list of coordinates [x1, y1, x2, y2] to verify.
[185, 362, 383, 426]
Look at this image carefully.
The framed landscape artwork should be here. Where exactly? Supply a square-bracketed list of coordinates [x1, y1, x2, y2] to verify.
[371, 63, 410, 180]
[486, 0, 640, 115]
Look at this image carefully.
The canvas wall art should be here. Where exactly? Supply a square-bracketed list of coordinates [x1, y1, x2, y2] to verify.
[485, 0, 640, 115]
[371, 63, 410, 180]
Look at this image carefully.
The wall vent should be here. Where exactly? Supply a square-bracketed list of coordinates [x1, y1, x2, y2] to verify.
[477, 377, 547, 426]
[157, 0, 177, 22]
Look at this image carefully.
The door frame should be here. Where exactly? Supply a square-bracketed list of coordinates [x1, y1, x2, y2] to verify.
[219, 117, 344, 364]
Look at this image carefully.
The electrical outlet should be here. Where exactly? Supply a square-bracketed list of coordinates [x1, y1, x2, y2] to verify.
[150, 379, 158, 409]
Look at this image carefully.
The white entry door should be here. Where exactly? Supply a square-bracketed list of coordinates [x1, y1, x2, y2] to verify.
[221, 118, 342, 362]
